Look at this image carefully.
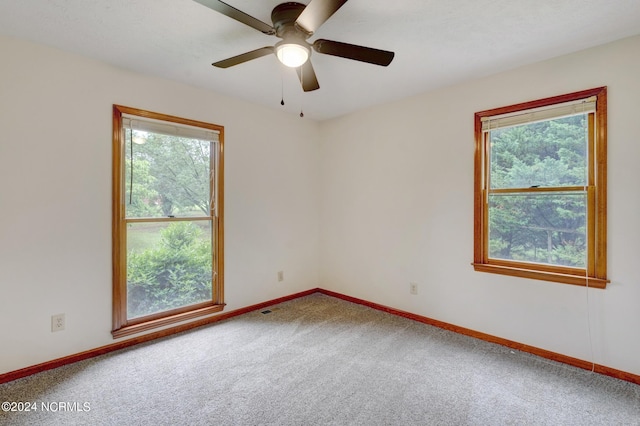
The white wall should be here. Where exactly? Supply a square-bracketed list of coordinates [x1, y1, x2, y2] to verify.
[0, 36, 320, 374]
[3, 33, 640, 379]
[319, 35, 640, 376]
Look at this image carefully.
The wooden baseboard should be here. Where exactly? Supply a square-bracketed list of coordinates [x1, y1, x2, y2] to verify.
[317, 288, 640, 386]
[0, 289, 319, 384]
[2, 287, 639, 387]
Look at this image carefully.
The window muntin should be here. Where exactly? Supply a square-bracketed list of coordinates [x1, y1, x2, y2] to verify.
[113, 105, 224, 337]
[473, 88, 607, 287]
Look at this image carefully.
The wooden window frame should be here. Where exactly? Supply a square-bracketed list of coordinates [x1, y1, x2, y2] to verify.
[472, 87, 608, 288]
[112, 105, 225, 338]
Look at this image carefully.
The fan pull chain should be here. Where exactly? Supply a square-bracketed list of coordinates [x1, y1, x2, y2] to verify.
[299, 65, 304, 118]
[280, 74, 285, 106]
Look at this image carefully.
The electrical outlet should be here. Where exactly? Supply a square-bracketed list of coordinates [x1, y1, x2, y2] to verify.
[410, 282, 418, 295]
[51, 313, 65, 332]
[277, 271, 284, 282]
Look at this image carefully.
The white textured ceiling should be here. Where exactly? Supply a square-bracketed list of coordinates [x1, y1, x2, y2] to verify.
[1, 0, 639, 120]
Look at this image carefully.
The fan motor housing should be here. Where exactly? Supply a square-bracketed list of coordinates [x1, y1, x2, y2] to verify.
[271, 2, 308, 38]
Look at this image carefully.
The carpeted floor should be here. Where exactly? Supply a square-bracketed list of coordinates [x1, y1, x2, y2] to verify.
[1, 293, 639, 425]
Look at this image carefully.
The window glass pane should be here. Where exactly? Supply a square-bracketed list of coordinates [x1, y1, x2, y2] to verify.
[125, 130, 211, 218]
[126, 221, 213, 319]
[489, 115, 587, 189]
[488, 192, 586, 267]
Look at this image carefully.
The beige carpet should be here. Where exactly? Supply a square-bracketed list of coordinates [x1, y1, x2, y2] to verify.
[1, 293, 639, 425]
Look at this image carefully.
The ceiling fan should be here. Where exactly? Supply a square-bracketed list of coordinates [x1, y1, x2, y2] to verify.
[194, 0, 395, 92]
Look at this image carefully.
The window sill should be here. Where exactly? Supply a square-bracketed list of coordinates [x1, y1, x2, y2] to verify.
[112, 304, 225, 339]
[472, 263, 608, 289]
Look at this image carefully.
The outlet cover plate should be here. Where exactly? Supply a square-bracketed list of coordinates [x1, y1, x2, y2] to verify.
[51, 313, 65, 332]
[410, 282, 418, 295]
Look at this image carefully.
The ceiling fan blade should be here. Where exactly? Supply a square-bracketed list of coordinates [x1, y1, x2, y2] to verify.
[212, 47, 274, 68]
[313, 39, 394, 66]
[296, 61, 320, 92]
[295, 0, 348, 34]
[193, 0, 275, 35]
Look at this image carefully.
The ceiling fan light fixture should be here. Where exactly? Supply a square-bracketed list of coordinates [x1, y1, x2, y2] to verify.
[276, 42, 309, 68]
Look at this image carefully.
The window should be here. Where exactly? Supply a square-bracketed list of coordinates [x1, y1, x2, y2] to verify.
[473, 87, 608, 287]
[112, 105, 224, 338]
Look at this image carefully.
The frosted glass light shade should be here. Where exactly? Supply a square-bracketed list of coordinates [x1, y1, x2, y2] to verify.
[276, 43, 309, 68]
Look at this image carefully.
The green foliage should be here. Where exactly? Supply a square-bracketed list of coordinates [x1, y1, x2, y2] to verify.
[488, 115, 588, 267]
[125, 131, 211, 217]
[123, 128, 215, 318]
[127, 222, 212, 318]
[124, 158, 161, 217]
